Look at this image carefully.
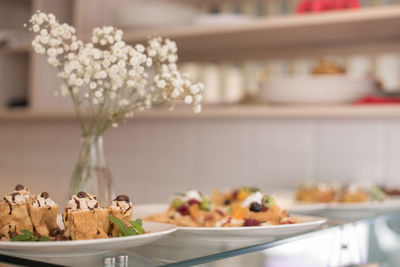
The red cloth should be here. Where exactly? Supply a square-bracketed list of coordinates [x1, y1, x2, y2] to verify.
[296, 0, 360, 13]
[355, 95, 400, 105]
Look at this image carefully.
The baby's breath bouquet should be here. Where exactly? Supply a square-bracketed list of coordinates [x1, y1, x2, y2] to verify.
[27, 11, 204, 204]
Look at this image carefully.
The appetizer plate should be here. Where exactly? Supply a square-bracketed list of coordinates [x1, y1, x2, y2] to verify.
[173, 215, 326, 242]
[135, 204, 326, 242]
[324, 199, 400, 218]
[0, 222, 177, 257]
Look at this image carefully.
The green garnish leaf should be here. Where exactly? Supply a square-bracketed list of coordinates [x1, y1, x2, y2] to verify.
[124, 227, 138, 236]
[11, 229, 51, 242]
[129, 219, 145, 234]
[108, 216, 146, 236]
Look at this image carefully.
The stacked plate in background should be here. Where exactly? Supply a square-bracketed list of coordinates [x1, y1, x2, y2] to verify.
[260, 76, 375, 105]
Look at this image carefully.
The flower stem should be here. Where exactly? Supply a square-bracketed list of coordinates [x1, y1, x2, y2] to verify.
[68, 87, 87, 135]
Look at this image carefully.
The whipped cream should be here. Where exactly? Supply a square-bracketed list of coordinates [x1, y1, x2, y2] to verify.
[110, 200, 132, 211]
[3, 185, 32, 204]
[32, 192, 56, 208]
[67, 192, 100, 211]
[4, 193, 27, 204]
[242, 191, 264, 207]
[182, 190, 202, 202]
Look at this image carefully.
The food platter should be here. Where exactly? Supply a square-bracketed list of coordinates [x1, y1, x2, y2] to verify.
[0, 222, 177, 257]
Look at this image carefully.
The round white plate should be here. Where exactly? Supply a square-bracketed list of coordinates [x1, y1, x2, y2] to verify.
[324, 199, 400, 218]
[0, 222, 177, 257]
[136, 204, 326, 242]
[174, 215, 326, 242]
[260, 76, 374, 104]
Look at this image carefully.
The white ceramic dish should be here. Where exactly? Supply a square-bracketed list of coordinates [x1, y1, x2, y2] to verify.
[260, 76, 374, 104]
[272, 190, 400, 218]
[135, 204, 326, 242]
[0, 222, 177, 257]
[325, 199, 400, 218]
[173, 215, 326, 242]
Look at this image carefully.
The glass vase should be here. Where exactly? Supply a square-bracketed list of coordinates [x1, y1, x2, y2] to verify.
[68, 135, 115, 205]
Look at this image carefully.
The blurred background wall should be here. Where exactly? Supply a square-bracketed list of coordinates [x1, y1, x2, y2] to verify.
[2, 0, 400, 206]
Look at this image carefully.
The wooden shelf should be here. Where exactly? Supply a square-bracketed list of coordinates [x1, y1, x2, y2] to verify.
[3, 105, 400, 120]
[122, 5, 400, 61]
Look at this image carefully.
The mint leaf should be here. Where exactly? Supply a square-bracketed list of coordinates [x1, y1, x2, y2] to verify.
[108, 216, 128, 234]
[123, 227, 138, 236]
[11, 230, 51, 242]
[129, 219, 145, 234]
[108, 216, 146, 236]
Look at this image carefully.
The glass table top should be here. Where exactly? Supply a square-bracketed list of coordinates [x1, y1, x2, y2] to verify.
[1, 211, 399, 267]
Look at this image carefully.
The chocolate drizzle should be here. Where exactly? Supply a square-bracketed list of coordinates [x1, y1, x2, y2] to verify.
[73, 197, 80, 209]
[123, 205, 132, 215]
[11, 192, 20, 202]
[4, 198, 12, 215]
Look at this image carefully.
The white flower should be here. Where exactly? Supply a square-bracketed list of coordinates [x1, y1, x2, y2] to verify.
[148, 49, 156, 57]
[184, 95, 193, 104]
[190, 84, 200, 95]
[127, 80, 135, 87]
[32, 25, 40, 32]
[47, 56, 59, 66]
[146, 58, 152, 67]
[89, 82, 97, 90]
[168, 54, 178, 63]
[156, 80, 166, 89]
[29, 12, 204, 135]
[110, 64, 120, 74]
[75, 78, 83, 86]
[95, 91, 102, 98]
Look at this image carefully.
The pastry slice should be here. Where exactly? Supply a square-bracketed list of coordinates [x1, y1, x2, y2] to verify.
[28, 192, 59, 237]
[63, 192, 110, 240]
[107, 195, 133, 237]
[0, 184, 34, 239]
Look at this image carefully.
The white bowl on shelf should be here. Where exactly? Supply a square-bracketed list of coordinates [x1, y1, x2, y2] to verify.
[260, 76, 375, 105]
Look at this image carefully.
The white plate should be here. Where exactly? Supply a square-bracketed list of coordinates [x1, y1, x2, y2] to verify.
[174, 215, 326, 242]
[136, 204, 326, 242]
[271, 190, 400, 218]
[0, 222, 177, 257]
[324, 199, 400, 218]
[260, 76, 374, 104]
